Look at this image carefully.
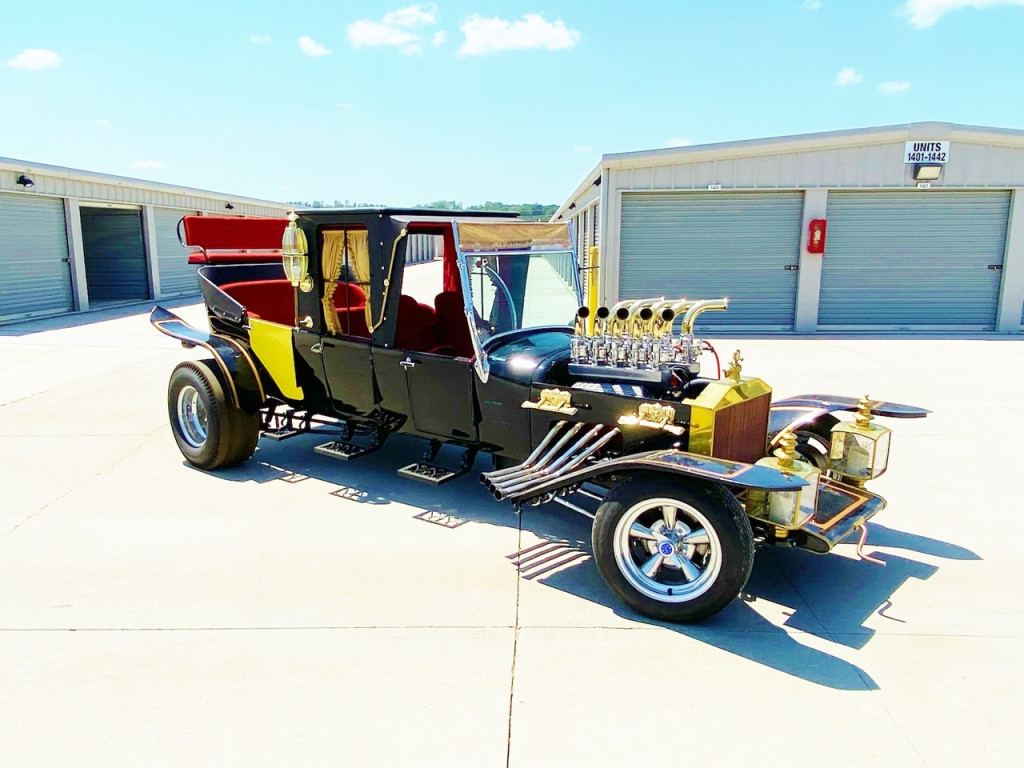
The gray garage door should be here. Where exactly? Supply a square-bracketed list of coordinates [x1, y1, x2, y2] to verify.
[619, 192, 803, 330]
[0, 192, 73, 321]
[819, 191, 1010, 329]
[154, 207, 200, 296]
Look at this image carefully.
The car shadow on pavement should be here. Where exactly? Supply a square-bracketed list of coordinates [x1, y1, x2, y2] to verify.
[201, 430, 979, 692]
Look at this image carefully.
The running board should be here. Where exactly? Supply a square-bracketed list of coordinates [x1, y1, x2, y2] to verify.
[398, 442, 478, 485]
[315, 440, 381, 462]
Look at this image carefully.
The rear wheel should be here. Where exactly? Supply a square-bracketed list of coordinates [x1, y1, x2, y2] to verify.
[793, 414, 839, 470]
[167, 360, 259, 470]
[592, 476, 754, 623]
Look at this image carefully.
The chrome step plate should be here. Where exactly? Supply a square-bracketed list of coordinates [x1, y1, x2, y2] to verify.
[263, 427, 302, 441]
[315, 440, 373, 461]
[398, 462, 460, 485]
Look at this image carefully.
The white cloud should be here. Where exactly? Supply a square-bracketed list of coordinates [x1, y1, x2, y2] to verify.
[299, 36, 331, 57]
[337, 102, 352, 109]
[382, 4, 437, 27]
[834, 66, 863, 86]
[900, 0, 1024, 28]
[348, 5, 438, 50]
[802, 0, 824, 10]
[574, 145, 593, 152]
[348, 20, 419, 47]
[458, 14, 581, 56]
[250, 33, 272, 44]
[433, 30, 447, 46]
[665, 137, 693, 148]
[132, 160, 166, 170]
[879, 80, 911, 94]
[94, 119, 111, 128]
[7, 48, 61, 70]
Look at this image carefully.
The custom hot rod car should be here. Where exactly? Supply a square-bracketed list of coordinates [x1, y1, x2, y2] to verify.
[152, 208, 927, 622]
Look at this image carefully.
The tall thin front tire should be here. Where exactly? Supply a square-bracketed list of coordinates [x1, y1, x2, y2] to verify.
[167, 359, 259, 470]
[592, 476, 754, 623]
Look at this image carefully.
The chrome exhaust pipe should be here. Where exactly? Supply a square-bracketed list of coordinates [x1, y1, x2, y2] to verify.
[483, 420, 569, 483]
[495, 425, 617, 499]
[488, 423, 585, 487]
[492, 424, 603, 499]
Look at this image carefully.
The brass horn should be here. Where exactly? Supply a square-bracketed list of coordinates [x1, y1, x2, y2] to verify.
[681, 298, 729, 335]
[573, 306, 591, 337]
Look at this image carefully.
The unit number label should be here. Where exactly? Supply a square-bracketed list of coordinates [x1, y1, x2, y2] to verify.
[904, 141, 950, 164]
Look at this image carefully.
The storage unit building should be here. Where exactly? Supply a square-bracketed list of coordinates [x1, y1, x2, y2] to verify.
[0, 158, 290, 323]
[554, 123, 1024, 334]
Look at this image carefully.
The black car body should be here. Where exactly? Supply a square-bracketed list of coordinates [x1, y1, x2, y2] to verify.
[152, 208, 928, 622]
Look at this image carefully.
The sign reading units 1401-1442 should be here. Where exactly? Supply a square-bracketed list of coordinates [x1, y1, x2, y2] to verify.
[904, 141, 950, 164]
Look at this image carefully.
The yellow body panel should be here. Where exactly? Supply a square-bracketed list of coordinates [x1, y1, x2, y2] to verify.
[248, 318, 304, 400]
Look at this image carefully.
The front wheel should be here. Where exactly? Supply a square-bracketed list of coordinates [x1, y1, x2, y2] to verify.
[592, 476, 754, 623]
[167, 359, 259, 470]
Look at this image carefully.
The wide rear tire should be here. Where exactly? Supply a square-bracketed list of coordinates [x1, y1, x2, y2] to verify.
[167, 359, 260, 470]
[592, 475, 754, 623]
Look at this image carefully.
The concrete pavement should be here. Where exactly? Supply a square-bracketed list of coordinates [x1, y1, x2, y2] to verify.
[1, 302, 1021, 767]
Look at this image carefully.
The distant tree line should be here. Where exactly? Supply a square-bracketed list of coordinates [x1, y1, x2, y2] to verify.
[286, 199, 558, 221]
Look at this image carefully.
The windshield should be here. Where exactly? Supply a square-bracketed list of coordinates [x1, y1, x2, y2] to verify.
[462, 249, 582, 345]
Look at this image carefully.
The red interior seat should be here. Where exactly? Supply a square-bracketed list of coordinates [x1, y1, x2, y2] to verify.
[434, 291, 474, 358]
[219, 279, 294, 326]
[394, 295, 439, 352]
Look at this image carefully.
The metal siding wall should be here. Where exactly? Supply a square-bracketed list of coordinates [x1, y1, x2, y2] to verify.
[80, 207, 149, 301]
[0, 192, 72, 320]
[820, 191, 1010, 328]
[619, 192, 803, 329]
[154, 207, 199, 296]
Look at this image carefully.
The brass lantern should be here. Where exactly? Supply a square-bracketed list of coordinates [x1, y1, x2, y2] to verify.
[747, 431, 821, 530]
[281, 212, 311, 291]
[829, 396, 892, 484]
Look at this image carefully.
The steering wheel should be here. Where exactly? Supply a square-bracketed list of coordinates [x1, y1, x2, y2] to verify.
[471, 266, 518, 330]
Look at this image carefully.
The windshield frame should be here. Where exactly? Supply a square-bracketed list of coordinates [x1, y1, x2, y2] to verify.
[452, 225, 580, 383]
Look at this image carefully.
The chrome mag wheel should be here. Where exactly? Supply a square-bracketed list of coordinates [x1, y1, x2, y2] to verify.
[175, 384, 209, 448]
[612, 497, 722, 603]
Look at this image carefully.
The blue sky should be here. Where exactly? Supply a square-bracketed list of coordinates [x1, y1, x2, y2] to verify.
[1, 1, 1020, 206]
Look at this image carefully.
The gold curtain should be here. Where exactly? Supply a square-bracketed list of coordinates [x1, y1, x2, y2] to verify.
[321, 229, 373, 334]
[320, 230, 347, 334]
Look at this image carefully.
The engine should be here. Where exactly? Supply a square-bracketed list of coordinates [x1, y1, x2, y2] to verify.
[567, 297, 728, 395]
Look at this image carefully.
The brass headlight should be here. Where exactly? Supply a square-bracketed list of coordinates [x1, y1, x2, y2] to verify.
[829, 396, 892, 483]
[281, 212, 309, 289]
[747, 431, 820, 529]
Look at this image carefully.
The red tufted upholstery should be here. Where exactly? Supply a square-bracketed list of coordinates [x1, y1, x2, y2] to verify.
[394, 295, 439, 352]
[434, 291, 474, 358]
[220, 279, 294, 325]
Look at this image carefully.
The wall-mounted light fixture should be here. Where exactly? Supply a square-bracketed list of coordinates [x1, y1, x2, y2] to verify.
[224, 202, 235, 210]
[16, 174, 35, 188]
[568, 202, 576, 210]
[914, 164, 942, 182]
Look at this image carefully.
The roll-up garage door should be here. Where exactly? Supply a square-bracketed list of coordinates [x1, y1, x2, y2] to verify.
[154, 207, 200, 296]
[80, 207, 149, 302]
[819, 191, 1010, 329]
[0, 193, 72, 321]
[619, 192, 803, 330]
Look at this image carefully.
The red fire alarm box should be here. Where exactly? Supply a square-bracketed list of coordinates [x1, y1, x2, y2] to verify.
[807, 219, 827, 254]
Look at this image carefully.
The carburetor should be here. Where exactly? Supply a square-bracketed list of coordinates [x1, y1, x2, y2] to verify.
[569, 297, 728, 385]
